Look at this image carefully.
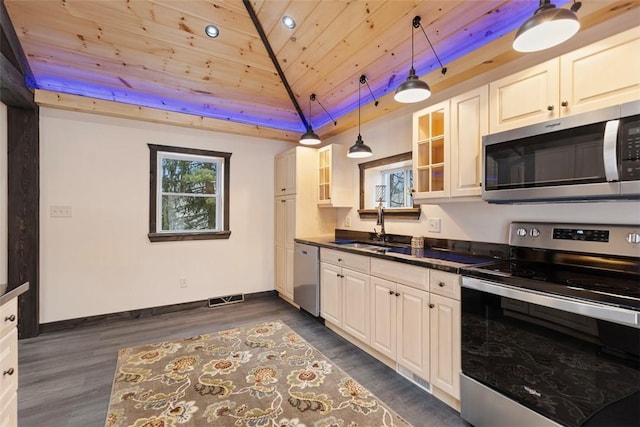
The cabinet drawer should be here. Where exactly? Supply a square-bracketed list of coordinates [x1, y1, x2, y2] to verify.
[0, 299, 17, 339]
[371, 258, 429, 291]
[320, 249, 370, 274]
[429, 270, 460, 300]
[0, 328, 18, 405]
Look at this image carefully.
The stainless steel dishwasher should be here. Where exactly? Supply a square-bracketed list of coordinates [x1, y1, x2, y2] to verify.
[293, 242, 320, 316]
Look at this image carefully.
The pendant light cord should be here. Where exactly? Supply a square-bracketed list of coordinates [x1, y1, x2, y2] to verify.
[358, 78, 361, 135]
[414, 16, 447, 75]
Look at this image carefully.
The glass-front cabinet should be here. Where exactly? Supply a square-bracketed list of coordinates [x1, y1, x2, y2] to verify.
[413, 101, 450, 199]
[318, 147, 331, 203]
[317, 144, 353, 207]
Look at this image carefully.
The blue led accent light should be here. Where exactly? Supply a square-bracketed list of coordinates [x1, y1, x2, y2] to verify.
[29, 0, 570, 134]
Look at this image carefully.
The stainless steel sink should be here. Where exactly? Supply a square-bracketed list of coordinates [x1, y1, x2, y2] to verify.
[330, 240, 408, 253]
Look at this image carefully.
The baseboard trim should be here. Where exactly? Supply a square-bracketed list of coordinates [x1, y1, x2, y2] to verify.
[40, 290, 278, 334]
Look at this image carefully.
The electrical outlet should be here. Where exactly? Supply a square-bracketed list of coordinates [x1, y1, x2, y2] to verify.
[179, 277, 188, 288]
[428, 218, 441, 233]
[50, 206, 72, 218]
[344, 214, 352, 228]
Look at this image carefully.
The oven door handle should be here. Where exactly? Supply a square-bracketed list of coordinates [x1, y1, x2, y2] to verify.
[462, 277, 639, 328]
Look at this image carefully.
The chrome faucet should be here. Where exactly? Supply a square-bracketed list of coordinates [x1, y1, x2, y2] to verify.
[374, 203, 386, 242]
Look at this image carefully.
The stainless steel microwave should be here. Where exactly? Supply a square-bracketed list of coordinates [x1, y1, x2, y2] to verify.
[482, 100, 640, 203]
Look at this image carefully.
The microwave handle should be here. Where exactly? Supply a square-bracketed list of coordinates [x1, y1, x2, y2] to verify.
[603, 119, 620, 182]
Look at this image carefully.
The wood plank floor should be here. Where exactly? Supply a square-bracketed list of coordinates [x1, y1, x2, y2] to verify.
[18, 294, 470, 427]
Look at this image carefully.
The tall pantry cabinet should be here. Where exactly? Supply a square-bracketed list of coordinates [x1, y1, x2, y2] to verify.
[274, 146, 335, 302]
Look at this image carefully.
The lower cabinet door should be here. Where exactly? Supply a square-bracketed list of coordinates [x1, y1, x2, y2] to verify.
[320, 263, 342, 327]
[0, 392, 16, 427]
[430, 293, 461, 399]
[370, 277, 397, 360]
[396, 284, 430, 381]
[342, 269, 370, 345]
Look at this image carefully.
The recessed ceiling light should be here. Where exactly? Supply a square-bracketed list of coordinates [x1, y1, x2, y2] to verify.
[204, 24, 219, 38]
[282, 16, 296, 29]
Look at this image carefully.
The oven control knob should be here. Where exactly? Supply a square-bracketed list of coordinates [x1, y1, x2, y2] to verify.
[627, 233, 640, 244]
[516, 228, 527, 237]
[530, 228, 540, 237]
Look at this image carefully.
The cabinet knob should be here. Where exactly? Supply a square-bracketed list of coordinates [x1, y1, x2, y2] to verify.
[337, 258, 342, 262]
[438, 282, 445, 287]
[389, 290, 394, 295]
[410, 188, 416, 193]
[281, 188, 286, 192]
[395, 292, 400, 297]
[561, 100, 568, 107]
[280, 199, 286, 203]
[3, 368, 14, 376]
[547, 105, 554, 111]
[5, 314, 16, 322]
[429, 303, 435, 308]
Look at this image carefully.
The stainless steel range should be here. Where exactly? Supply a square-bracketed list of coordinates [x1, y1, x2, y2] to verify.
[460, 222, 639, 427]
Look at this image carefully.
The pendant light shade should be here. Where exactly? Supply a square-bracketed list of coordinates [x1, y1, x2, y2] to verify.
[348, 134, 373, 158]
[513, 1, 580, 52]
[299, 127, 321, 145]
[394, 66, 431, 103]
[394, 16, 447, 104]
[347, 75, 373, 159]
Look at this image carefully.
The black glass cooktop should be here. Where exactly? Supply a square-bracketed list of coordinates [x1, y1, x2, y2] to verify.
[464, 260, 640, 311]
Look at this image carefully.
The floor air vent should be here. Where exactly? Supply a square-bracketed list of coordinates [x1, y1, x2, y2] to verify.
[397, 364, 431, 393]
[208, 294, 244, 307]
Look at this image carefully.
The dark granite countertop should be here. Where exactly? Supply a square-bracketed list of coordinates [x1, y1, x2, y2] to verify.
[296, 235, 504, 274]
[0, 282, 30, 307]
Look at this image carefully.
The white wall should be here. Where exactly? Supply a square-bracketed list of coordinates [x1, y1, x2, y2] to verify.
[328, 110, 640, 244]
[0, 102, 7, 286]
[39, 108, 290, 323]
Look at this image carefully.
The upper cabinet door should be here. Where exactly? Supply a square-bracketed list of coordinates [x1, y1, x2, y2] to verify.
[275, 149, 296, 196]
[317, 144, 353, 207]
[412, 101, 450, 200]
[560, 28, 640, 117]
[450, 86, 488, 198]
[489, 59, 560, 133]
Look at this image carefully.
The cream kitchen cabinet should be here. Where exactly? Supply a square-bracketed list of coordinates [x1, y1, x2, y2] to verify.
[317, 144, 353, 207]
[0, 298, 19, 427]
[450, 86, 488, 198]
[320, 248, 370, 344]
[429, 270, 461, 406]
[274, 147, 335, 303]
[275, 149, 296, 196]
[412, 101, 450, 200]
[275, 194, 295, 299]
[559, 28, 640, 116]
[370, 258, 430, 382]
[490, 28, 640, 133]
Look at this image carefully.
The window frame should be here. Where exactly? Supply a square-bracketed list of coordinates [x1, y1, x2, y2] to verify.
[148, 144, 231, 242]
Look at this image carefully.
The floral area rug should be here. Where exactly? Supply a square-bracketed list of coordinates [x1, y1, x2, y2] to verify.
[105, 320, 412, 427]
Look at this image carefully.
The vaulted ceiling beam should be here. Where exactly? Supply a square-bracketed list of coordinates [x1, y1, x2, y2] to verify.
[242, 0, 309, 131]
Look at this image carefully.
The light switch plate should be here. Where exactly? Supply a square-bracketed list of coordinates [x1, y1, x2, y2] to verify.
[428, 218, 441, 233]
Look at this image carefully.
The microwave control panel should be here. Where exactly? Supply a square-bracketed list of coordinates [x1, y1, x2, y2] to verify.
[620, 117, 640, 181]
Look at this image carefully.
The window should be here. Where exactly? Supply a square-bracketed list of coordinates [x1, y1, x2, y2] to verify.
[148, 144, 231, 242]
[382, 167, 413, 208]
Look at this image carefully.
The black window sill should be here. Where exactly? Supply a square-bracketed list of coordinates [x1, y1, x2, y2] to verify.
[148, 231, 231, 242]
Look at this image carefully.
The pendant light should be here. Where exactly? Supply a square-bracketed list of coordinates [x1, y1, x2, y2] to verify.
[299, 94, 321, 145]
[347, 76, 373, 159]
[394, 16, 447, 104]
[513, 0, 581, 53]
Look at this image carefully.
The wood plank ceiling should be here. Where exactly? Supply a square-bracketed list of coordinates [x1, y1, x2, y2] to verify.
[4, 0, 637, 142]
